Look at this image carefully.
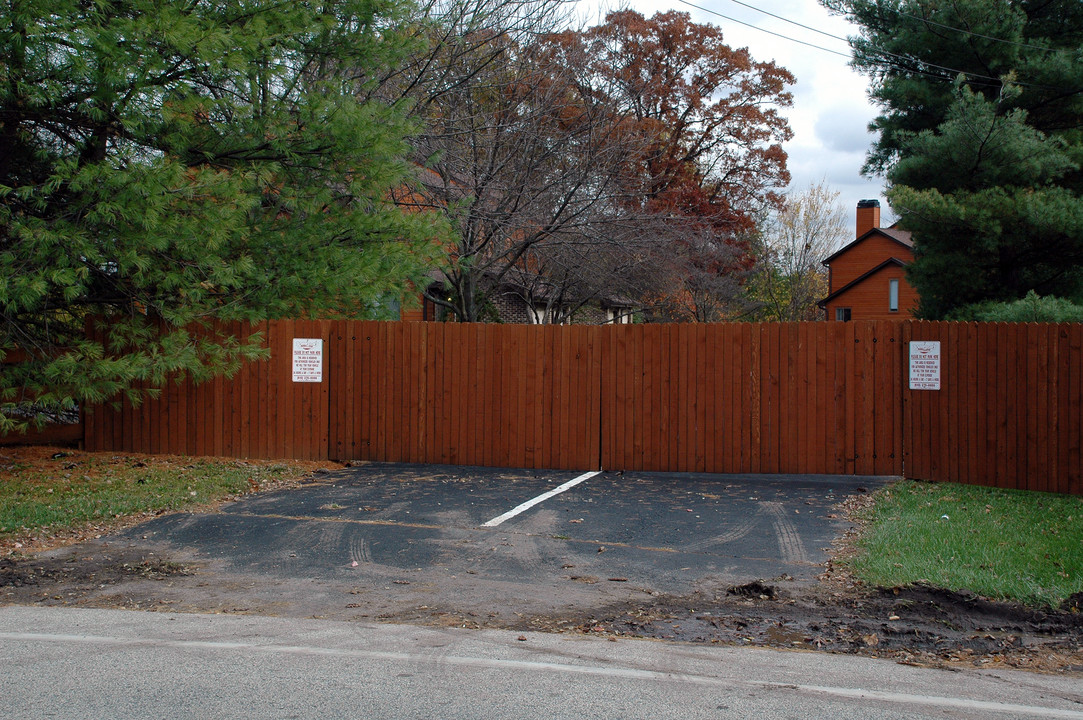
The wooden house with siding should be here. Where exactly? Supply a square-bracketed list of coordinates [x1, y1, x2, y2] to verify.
[819, 199, 919, 321]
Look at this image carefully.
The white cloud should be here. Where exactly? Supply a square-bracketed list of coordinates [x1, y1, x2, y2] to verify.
[814, 102, 877, 153]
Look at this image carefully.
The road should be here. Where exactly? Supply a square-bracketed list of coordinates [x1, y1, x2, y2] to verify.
[2, 606, 1081, 719]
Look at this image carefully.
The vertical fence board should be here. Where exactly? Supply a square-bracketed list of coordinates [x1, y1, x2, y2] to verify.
[1070, 324, 1082, 495]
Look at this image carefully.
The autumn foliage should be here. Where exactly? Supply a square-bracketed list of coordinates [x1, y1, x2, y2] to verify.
[405, 6, 795, 321]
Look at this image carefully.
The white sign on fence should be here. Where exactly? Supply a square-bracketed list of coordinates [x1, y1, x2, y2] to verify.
[908, 340, 941, 390]
[292, 338, 323, 383]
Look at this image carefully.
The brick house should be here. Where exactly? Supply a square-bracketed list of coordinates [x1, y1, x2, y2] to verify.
[819, 199, 919, 321]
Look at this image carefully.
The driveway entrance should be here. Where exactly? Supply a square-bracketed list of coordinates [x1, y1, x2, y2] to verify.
[61, 464, 888, 621]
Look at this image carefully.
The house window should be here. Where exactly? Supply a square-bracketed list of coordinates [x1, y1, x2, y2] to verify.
[605, 307, 632, 324]
[889, 278, 899, 312]
[835, 307, 852, 322]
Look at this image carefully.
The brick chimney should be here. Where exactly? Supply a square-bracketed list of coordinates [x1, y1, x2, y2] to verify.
[856, 199, 880, 238]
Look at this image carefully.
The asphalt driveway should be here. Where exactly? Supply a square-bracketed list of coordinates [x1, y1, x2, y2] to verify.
[84, 464, 891, 620]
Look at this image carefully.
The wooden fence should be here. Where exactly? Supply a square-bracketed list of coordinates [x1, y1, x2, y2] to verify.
[84, 320, 332, 460]
[80, 320, 1082, 495]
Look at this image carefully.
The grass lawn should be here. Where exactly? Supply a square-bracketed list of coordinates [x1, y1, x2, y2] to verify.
[848, 480, 1083, 608]
[0, 446, 336, 553]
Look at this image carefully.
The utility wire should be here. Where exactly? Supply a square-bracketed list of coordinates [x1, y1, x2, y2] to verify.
[888, 6, 1060, 52]
[675, 0, 852, 59]
[676, 0, 1063, 90]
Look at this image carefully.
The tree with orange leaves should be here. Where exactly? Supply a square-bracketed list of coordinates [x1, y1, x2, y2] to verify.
[395, 5, 794, 322]
[539, 10, 795, 321]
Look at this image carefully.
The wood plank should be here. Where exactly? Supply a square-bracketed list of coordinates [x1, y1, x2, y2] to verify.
[516, 323, 532, 469]
[718, 324, 732, 472]
[1034, 323, 1049, 493]
[867, 322, 882, 475]
[574, 325, 586, 470]
[577, 324, 593, 470]
[357, 323, 371, 460]
[393, 321, 407, 462]
[485, 323, 499, 468]
[611, 324, 626, 471]
[628, 323, 642, 470]
[694, 324, 707, 472]
[348, 322, 360, 460]
[448, 323, 463, 465]
[433, 322, 448, 465]
[1051, 325, 1066, 494]
[598, 326, 612, 470]
[891, 320, 904, 475]
[1021, 323, 1037, 490]
[830, 322, 845, 474]
[792, 322, 805, 474]
[555, 324, 568, 469]
[979, 322, 996, 487]
[443, 322, 457, 465]
[329, 321, 343, 460]
[326, 322, 340, 460]
[564, 324, 579, 470]
[735, 323, 749, 472]
[703, 325, 718, 473]
[959, 323, 975, 484]
[900, 322, 913, 478]
[994, 323, 1010, 488]
[374, 321, 388, 461]
[1070, 324, 1082, 495]
[405, 321, 418, 463]
[578, 324, 593, 470]
[633, 324, 646, 472]
[877, 320, 894, 475]
[264, 320, 277, 458]
[542, 324, 556, 469]
[777, 323, 792, 473]
[251, 322, 264, 458]
[943, 322, 959, 483]
[811, 323, 825, 475]
[319, 321, 331, 460]
[421, 322, 435, 464]
[675, 323, 688, 472]
[968, 321, 983, 485]
[585, 326, 600, 469]
[656, 324, 671, 473]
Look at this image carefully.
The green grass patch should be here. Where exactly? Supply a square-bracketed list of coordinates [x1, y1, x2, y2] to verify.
[848, 480, 1083, 607]
[0, 452, 310, 540]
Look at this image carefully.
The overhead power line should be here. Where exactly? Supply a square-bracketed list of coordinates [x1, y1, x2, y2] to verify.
[886, 6, 1059, 53]
[675, 0, 1064, 90]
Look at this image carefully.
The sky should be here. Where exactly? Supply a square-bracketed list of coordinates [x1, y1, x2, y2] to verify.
[581, 0, 896, 225]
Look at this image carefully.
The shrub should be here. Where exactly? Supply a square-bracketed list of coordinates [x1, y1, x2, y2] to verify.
[950, 291, 1083, 322]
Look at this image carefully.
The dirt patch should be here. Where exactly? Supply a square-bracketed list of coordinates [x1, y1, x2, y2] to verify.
[503, 582, 1083, 674]
[4, 541, 1080, 674]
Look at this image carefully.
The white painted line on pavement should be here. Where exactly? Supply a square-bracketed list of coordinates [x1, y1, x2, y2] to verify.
[3, 631, 1082, 719]
[480, 470, 600, 528]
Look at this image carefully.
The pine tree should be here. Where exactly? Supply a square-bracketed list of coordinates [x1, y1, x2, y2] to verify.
[824, 0, 1083, 317]
[888, 84, 1083, 317]
[1, 0, 441, 429]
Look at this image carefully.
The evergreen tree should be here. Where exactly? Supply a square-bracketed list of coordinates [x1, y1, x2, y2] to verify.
[1, 0, 440, 429]
[824, 0, 1083, 317]
[888, 84, 1083, 317]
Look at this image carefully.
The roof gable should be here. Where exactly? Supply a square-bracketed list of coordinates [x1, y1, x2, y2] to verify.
[822, 227, 913, 267]
[818, 257, 908, 307]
